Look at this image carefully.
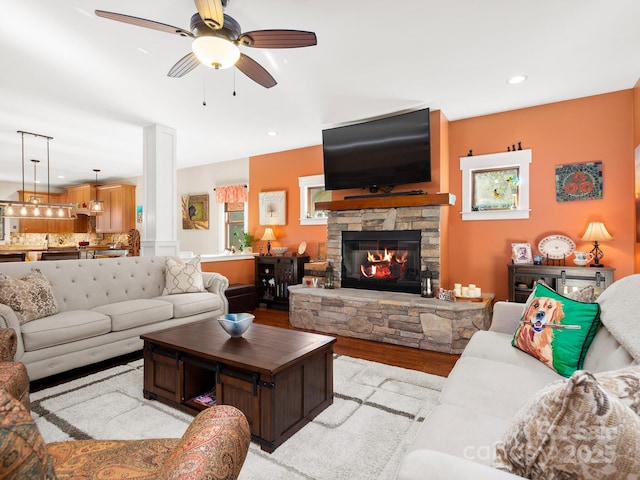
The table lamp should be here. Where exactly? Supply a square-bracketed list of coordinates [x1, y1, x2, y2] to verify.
[261, 227, 276, 256]
[580, 221, 613, 268]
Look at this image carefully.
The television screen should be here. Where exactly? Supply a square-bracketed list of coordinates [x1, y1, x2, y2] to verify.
[322, 108, 431, 191]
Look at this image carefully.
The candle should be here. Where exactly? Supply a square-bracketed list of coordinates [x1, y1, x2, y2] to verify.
[461, 286, 469, 296]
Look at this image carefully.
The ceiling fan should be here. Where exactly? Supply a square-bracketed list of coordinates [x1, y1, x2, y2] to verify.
[95, 0, 317, 88]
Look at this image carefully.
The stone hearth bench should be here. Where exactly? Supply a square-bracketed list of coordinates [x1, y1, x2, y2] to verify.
[288, 285, 493, 354]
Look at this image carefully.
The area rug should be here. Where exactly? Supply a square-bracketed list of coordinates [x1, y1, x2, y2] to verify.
[31, 355, 445, 480]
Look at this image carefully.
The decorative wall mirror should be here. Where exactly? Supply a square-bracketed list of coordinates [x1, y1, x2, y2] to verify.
[298, 174, 330, 225]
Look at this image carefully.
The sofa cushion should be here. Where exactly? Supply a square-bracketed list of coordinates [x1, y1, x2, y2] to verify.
[0, 390, 58, 479]
[440, 356, 560, 420]
[493, 370, 640, 479]
[153, 292, 221, 319]
[0, 269, 58, 325]
[21, 311, 111, 351]
[512, 281, 601, 377]
[162, 256, 205, 295]
[407, 404, 510, 466]
[92, 299, 174, 332]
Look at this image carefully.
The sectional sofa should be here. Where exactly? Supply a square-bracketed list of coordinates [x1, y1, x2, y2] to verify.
[0, 256, 228, 381]
[396, 274, 640, 479]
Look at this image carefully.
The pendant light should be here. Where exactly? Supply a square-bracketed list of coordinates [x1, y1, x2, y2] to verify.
[89, 169, 104, 214]
[0, 131, 77, 219]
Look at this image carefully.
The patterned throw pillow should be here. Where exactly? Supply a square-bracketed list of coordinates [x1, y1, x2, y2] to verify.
[0, 269, 58, 325]
[163, 256, 205, 295]
[512, 282, 600, 377]
[493, 370, 640, 479]
[595, 366, 640, 416]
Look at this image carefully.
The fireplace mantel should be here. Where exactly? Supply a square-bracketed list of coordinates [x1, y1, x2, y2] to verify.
[316, 193, 455, 211]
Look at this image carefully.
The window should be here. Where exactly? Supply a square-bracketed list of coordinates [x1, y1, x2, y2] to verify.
[298, 174, 330, 225]
[460, 149, 531, 220]
[225, 202, 245, 249]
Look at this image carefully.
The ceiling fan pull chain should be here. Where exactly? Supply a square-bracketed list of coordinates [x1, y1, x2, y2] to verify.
[202, 75, 207, 106]
[233, 68, 237, 97]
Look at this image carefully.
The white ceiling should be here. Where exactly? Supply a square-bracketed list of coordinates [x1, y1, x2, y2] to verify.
[1, 0, 639, 187]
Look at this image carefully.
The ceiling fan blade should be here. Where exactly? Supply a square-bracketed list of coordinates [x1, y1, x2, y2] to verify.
[194, 0, 225, 30]
[235, 54, 277, 88]
[95, 10, 193, 37]
[238, 30, 317, 48]
[167, 52, 201, 78]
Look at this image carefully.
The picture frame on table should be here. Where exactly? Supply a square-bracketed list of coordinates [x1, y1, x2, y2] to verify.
[511, 242, 533, 264]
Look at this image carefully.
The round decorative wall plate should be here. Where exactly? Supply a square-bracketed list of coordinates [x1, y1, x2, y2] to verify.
[298, 241, 307, 255]
[538, 235, 576, 259]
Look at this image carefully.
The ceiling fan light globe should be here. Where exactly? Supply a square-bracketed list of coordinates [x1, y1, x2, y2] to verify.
[192, 36, 240, 69]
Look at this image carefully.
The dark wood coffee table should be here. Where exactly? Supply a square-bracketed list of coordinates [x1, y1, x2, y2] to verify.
[141, 320, 336, 452]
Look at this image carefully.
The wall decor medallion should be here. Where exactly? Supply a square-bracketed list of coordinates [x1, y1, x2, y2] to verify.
[259, 190, 286, 225]
[182, 194, 209, 230]
[555, 161, 603, 202]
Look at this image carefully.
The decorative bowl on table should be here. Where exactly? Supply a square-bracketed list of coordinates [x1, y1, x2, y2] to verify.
[271, 247, 288, 256]
[217, 313, 255, 338]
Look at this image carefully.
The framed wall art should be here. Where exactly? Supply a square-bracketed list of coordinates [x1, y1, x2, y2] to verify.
[555, 161, 603, 202]
[259, 190, 286, 225]
[182, 194, 210, 230]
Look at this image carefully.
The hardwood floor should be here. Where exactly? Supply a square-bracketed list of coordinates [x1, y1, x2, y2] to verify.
[254, 307, 459, 377]
[31, 307, 459, 392]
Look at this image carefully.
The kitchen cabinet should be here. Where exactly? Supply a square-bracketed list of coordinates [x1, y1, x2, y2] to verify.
[66, 184, 98, 215]
[17, 191, 85, 233]
[507, 264, 615, 303]
[95, 184, 136, 233]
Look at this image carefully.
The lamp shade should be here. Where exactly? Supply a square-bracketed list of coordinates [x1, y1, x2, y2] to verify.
[261, 227, 276, 241]
[581, 222, 613, 242]
[192, 36, 240, 69]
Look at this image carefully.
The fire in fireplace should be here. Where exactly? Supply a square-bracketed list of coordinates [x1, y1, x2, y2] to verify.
[341, 230, 421, 294]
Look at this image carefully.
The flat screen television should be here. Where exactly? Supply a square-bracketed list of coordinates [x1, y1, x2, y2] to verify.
[322, 107, 431, 191]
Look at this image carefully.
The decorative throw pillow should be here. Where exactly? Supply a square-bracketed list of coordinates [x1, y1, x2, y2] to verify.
[493, 370, 640, 479]
[595, 366, 640, 416]
[512, 281, 600, 377]
[163, 256, 205, 295]
[0, 269, 58, 325]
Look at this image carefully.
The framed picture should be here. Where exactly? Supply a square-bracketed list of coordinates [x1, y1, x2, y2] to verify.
[182, 194, 209, 230]
[259, 191, 286, 225]
[555, 161, 603, 202]
[511, 242, 533, 264]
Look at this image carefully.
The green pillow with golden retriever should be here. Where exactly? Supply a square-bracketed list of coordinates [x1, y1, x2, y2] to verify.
[512, 282, 601, 377]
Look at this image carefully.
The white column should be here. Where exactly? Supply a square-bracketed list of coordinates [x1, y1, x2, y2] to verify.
[140, 124, 180, 256]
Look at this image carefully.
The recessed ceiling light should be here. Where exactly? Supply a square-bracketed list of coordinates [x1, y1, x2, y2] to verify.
[507, 75, 528, 85]
[267, 131, 278, 136]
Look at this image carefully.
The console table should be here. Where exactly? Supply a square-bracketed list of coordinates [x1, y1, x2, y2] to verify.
[507, 264, 615, 303]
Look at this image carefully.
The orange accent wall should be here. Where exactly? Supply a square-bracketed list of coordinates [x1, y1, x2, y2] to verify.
[634, 79, 640, 272]
[248, 91, 636, 301]
[202, 259, 255, 285]
[249, 145, 326, 258]
[448, 90, 634, 300]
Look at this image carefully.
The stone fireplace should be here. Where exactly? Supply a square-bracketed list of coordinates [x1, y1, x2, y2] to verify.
[288, 193, 494, 354]
[326, 202, 442, 290]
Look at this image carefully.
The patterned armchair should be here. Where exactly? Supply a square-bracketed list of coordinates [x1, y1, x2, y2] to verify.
[0, 328, 30, 409]
[0, 388, 251, 479]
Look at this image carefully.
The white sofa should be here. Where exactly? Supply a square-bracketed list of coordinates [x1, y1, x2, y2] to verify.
[396, 274, 640, 479]
[0, 256, 228, 381]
